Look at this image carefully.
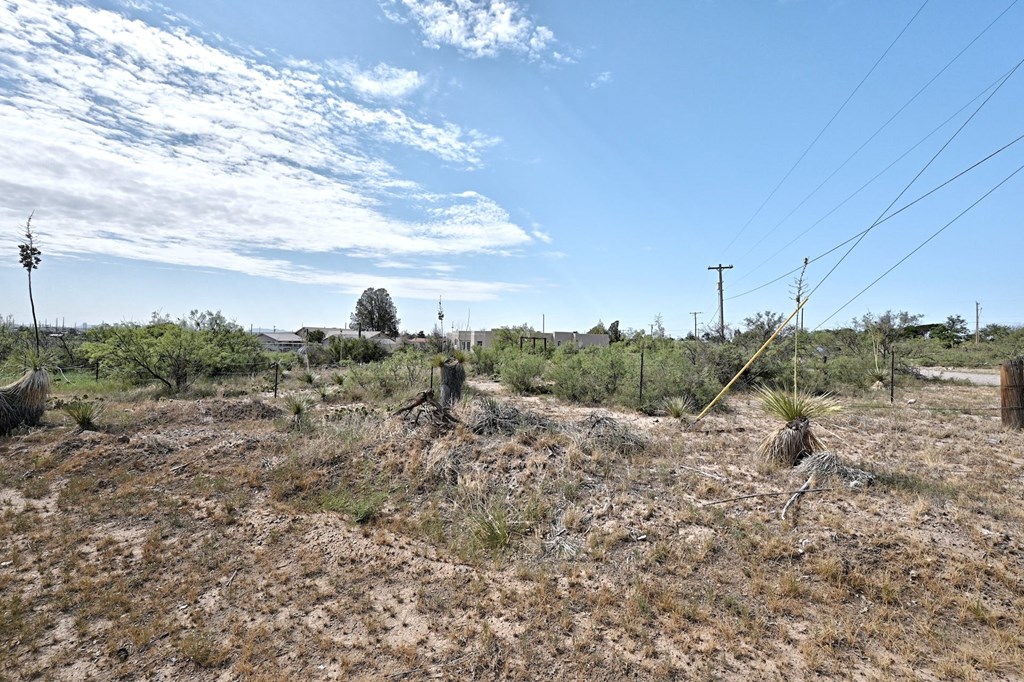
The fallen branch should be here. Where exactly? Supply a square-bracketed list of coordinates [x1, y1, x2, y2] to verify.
[702, 488, 831, 506]
[781, 474, 815, 520]
[393, 389, 460, 427]
[677, 465, 730, 482]
[169, 458, 200, 474]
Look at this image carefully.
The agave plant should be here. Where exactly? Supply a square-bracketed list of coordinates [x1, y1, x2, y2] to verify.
[663, 396, 693, 420]
[61, 398, 104, 431]
[754, 385, 840, 469]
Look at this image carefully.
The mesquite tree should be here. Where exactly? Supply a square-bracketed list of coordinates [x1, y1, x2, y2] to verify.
[350, 288, 400, 337]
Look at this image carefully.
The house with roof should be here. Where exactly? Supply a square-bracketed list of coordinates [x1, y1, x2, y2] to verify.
[257, 332, 304, 352]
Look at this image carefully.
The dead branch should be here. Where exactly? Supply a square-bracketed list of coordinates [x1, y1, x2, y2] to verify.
[781, 474, 815, 520]
[702, 488, 831, 506]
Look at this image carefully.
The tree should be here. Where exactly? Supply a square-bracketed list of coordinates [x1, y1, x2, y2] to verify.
[608, 320, 622, 343]
[933, 315, 969, 348]
[350, 288, 400, 337]
[82, 312, 265, 392]
[854, 310, 921, 359]
[741, 311, 787, 343]
[652, 313, 666, 339]
[587, 320, 607, 335]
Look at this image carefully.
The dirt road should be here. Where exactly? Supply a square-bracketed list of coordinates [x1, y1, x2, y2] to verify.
[916, 367, 1001, 386]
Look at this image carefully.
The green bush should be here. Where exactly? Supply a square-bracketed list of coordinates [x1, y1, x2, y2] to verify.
[345, 351, 428, 401]
[499, 352, 547, 394]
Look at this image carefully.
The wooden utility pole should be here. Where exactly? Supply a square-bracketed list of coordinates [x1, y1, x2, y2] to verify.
[690, 311, 701, 339]
[975, 301, 981, 345]
[707, 264, 733, 339]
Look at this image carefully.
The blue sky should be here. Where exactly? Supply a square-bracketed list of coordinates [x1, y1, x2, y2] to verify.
[1, 0, 1022, 336]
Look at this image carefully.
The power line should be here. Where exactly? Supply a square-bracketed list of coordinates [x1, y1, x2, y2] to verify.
[738, 69, 1010, 287]
[803, 56, 1023, 303]
[725, 129, 1024, 301]
[814, 162, 1024, 330]
[720, 0, 929, 255]
[734, 0, 1020, 266]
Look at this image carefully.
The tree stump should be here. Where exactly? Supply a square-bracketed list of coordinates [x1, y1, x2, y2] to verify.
[439, 358, 465, 408]
[1001, 360, 1024, 429]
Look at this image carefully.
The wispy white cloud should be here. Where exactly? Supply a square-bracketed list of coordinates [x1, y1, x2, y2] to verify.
[330, 61, 425, 100]
[589, 71, 613, 89]
[0, 0, 533, 301]
[382, 0, 557, 60]
[530, 225, 553, 243]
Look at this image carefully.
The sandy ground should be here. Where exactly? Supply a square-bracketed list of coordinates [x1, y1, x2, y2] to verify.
[916, 366, 1001, 386]
[1, 380, 1023, 681]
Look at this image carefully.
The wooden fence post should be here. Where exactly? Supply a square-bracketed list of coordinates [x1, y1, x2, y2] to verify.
[274, 362, 280, 398]
[1000, 360, 1024, 429]
[638, 345, 645, 411]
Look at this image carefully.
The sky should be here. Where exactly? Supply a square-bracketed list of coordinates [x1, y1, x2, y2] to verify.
[1, 0, 1022, 337]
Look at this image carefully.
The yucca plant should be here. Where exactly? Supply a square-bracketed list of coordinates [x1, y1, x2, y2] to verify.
[754, 385, 840, 469]
[61, 398, 104, 431]
[283, 395, 311, 429]
[663, 396, 693, 419]
[2, 215, 51, 436]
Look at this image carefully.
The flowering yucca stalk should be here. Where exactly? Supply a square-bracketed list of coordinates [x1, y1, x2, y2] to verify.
[2, 215, 51, 435]
[754, 385, 840, 469]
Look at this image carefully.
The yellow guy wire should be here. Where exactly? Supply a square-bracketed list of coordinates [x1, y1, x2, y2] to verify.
[690, 298, 809, 425]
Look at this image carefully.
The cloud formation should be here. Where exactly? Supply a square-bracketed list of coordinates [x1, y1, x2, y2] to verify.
[589, 71, 613, 89]
[0, 0, 534, 301]
[382, 0, 555, 59]
[332, 62, 426, 100]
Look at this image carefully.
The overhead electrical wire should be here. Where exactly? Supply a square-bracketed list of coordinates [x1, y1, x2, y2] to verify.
[801, 56, 1023, 304]
[733, 0, 1020, 267]
[720, 1, 929, 255]
[725, 130, 1024, 301]
[739, 70, 1009, 285]
[813, 162, 1024, 330]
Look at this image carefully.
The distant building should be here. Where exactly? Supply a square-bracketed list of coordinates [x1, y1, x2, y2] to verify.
[323, 328, 383, 342]
[448, 329, 608, 351]
[257, 332, 304, 352]
[295, 326, 343, 340]
[449, 330, 495, 351]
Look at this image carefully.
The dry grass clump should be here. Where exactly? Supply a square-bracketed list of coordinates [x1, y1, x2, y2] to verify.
[0, 368, 51, 435]
[572, 413, 647, 457]
[467, 396, 551, 436]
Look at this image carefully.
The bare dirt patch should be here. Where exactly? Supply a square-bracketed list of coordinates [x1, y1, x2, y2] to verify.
[1, 381, 1022, 680]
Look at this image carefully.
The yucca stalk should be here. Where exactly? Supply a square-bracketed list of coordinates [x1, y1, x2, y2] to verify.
[19, 213, 42, 355]
[2, 214, 50, 435]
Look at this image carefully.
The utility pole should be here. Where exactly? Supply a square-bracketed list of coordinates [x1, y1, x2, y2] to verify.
[690, 311, 702, 339]
[976, 301, 981, 345]
[707, 264, 733, 339]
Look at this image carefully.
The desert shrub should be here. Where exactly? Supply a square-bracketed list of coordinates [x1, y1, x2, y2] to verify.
[822, 355, 877, 389]
[327, 336, 388, 364]
[471, 346, 502, 377]
[82, 313, 266, 393]
[499, 352, 546, 394]
[548, 345, 635, 404]
[345, 351, 429, 401]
